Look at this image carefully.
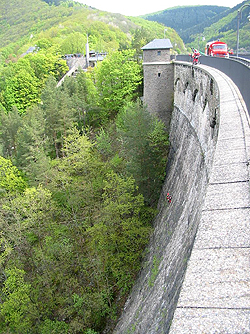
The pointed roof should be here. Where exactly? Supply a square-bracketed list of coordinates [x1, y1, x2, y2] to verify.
[141, 39, 173, 50]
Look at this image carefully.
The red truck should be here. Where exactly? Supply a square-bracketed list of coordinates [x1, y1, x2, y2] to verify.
[205, 40, 229, 58]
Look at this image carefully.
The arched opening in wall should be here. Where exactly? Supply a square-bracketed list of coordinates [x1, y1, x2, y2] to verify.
[200, 82, 203, 95]
[203, 95, 208, 112]
[183, 81, 189, 94]
[175, 78, 180, 91]
[192, 89, 198, 102]
[210, 78, 214, 95]
[158, 72, 161, 77]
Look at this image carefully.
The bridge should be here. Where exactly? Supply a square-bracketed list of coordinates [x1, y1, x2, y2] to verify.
[114, 52, 250, 333]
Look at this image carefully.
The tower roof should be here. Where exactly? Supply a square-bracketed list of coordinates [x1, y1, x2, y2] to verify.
[141, 39, 173, 50]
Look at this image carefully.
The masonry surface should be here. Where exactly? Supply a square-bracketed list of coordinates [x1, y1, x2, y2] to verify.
[114, 62, 250, 333]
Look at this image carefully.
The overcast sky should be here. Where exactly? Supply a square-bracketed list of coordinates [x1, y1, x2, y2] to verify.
[77, 0, 242, 16]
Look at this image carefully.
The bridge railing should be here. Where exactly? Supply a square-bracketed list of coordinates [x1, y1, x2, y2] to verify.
[229, 55, 250, 67]
[173, 55, 250, 115]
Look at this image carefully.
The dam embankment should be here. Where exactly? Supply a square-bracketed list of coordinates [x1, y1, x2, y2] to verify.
[114, 62, 230, 333]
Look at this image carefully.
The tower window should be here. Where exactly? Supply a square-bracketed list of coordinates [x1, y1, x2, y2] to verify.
[158, 73, 161, 77]
[157, 51, 161, 56]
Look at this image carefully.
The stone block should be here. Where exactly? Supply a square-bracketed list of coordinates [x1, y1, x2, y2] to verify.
[170, 308, 250, 333]
[175, 248, 250, 309]
[195, 208, 250, 248]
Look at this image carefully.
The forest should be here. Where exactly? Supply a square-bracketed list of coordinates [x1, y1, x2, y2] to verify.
[0, 9, 170, 331]
[142, 5, 229, 41]
[0, 0, 186, 64]
[143, 1, 250, 53]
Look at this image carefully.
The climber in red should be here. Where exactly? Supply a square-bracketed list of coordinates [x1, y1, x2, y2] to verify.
[166, 193, 172, 204]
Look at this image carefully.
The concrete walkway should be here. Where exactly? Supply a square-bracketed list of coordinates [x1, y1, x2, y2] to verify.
[169, 66, 250, 333]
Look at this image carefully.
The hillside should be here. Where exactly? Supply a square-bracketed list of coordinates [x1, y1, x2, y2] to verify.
[143, 1, 250, 53]
[142, 5, 229, 41]
[0, 0, 186, 62]
[199, 0, 250, 52]
[0, 2, 176, 334]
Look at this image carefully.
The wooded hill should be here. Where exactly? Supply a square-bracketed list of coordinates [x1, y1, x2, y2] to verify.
[0, 1, 174, 333]
[142, 5, 229, 41]
[0, 0, 185, 63]
[143, 1, 250, 53]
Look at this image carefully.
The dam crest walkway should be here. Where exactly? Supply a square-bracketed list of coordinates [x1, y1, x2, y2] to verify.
[169, 65, 250, 333]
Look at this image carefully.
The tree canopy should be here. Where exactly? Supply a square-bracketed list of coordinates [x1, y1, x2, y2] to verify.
[0, 47, 169, 333]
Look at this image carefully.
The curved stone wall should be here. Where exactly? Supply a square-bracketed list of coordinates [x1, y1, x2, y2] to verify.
[114, 63, 220, 333]
[169, 65, 250, 333]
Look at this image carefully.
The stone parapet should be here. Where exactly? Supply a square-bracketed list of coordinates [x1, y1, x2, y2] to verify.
[169, 65, 250, 333]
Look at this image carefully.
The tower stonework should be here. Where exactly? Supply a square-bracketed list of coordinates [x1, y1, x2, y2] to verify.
[142, 39, 174, 129]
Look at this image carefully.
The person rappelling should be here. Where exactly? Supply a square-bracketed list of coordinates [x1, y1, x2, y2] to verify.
[166, 193, 172, 203]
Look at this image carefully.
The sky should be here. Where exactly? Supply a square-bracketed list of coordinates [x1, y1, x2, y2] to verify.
[77, 0, 242, 16]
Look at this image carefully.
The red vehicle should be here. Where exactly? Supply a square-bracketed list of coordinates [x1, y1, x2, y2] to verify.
[205, 40, 229, 58]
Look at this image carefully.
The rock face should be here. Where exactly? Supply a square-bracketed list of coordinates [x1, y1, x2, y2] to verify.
[114, 63, 220, 334]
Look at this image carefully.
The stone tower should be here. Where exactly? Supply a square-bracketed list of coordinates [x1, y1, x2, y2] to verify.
[142, 39, 174, 129]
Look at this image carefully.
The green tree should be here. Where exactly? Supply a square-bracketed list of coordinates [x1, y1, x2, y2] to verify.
[86, 171, 152, 294]
[60, 32, 86, 54]
[1, 185, 56, 250]
[39, 319, 69, 334]
[131, 27, 153, 60]
[95, 50, 142, 117]
[36, 38, 53, 51]
[3, 69, 40, 113]
[0, 156, 26, 197]
[116, 101, 169, 205]
[0, 106, 21, 157]
[48, 128, 105, 221]
[41, 76, 60, 157]
[0, 51, 68, 114]
[0, 267, 38, 333]
[15, 105, 51, 185]
[0, 182, 76, 331]
[41, 76, 75, 158]
[74, 71, 103, 128]
[27, 52, 68, 83]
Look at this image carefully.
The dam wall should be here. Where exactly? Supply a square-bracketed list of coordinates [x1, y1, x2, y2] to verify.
[114, 63, 221, 333]
[169, 65, 250, 333]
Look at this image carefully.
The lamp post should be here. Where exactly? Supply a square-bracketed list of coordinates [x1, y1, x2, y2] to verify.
[236, 4, 250, 57]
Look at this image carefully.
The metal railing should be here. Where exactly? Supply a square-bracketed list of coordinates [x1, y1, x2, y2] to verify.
[229, 55, 250, 67]
[173, 55, 250, 115]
